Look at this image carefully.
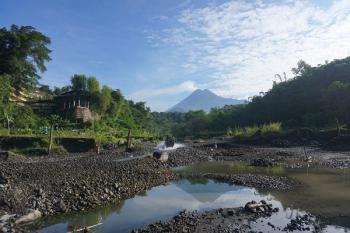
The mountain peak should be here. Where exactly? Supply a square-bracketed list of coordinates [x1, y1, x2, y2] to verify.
[191, 89, 211, 94]
[167, 89, 244, 112]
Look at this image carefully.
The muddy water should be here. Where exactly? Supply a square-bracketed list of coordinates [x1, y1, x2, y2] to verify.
[29, 162, 350, 233]
[179, 161, 350, 229]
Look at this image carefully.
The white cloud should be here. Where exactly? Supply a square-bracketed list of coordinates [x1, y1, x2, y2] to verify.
[150, 0, 350, 99]
[130, 80, 198, 100]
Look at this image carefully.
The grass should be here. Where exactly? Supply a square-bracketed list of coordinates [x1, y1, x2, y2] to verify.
[12, 145, 68, 156]
[0, 127, 156, 145]
[227, 122, 282, 138]
[179, 161, 286, 176]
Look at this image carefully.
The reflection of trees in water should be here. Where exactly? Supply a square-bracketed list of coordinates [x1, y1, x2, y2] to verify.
[65, 200, 126, 231]
[182, 161, 285, 175]
[34, 188, 149, 231]
[66, 200, 125, 231]
[188, 178, 209, 185]
[138, 189, 147, 197]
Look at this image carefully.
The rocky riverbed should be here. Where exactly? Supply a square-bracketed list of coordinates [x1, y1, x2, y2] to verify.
[0, 154, 177, 231]
[132, 200, 315, 233]
[1, 140, 349, 232]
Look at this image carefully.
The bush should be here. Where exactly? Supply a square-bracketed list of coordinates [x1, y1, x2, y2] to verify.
[260, 122, 282, 135]
[50, 146, 68, 155]
[232, 122, 282, 138]
[226, 128, 233, 137]
[14, 147, 47, 156]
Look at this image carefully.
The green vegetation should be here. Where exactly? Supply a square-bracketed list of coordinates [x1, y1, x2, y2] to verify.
[178, 161, 285, 176]
[226, 123, 282, 138]
[155, 58, 350, 138]
[1, 24, 350, 151]
[0, 25, 158, 150]
[0, 25, 51, 90]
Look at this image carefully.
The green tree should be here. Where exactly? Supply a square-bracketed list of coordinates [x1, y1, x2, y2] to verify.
[0, 75, 13, 134]
[0, 75, 38, 134]
[324, 81, 350, 135]
[101, 85, 112, 112]
[53, 86, 70, 95]
[11, 105, 38, 129]
[291, 60, 312, 76]
[87, 76, 100, 93]
[71, 74, 87, 91]
[0, 25, 51, 90]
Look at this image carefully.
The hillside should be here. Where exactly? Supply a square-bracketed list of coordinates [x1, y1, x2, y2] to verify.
[158, 58, 350, 138]
[168, 89, 244, 112]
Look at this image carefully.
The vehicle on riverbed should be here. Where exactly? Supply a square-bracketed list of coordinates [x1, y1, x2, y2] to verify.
[165, 135, 175, 148]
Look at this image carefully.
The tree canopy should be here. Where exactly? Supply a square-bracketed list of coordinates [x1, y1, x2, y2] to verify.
[87, 76, 100, 93]
[0, 25, 51, 90]
[71, 74, 88, 91]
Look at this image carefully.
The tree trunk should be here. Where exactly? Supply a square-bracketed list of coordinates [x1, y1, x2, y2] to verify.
[126, 129, 131, 151]
[48, 124, 54, 155]
[6, 118, 10, 136]
[335, 117, 341, 137]
[4, 111, 10, 136]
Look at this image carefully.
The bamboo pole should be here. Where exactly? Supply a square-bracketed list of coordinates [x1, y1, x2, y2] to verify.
[126, 129, 131, 151]
[47, 124, 54, 155]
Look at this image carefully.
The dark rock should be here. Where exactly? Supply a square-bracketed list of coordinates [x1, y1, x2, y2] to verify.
[250, 158, 274, 167]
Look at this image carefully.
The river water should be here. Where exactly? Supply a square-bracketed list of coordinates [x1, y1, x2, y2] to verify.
[28, 162, 350, 233]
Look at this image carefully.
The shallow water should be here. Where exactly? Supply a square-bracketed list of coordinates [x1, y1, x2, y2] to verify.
[114, 141, 184, 162]
[155, 141, 185, 151]
[29, 162, 350, 233]
[179, 161, 350, 229]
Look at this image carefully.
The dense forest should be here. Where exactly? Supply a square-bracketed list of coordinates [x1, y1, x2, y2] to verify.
[154, 58, 350, 138]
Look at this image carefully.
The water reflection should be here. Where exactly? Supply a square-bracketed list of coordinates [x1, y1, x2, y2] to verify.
[178, 161, 286, 175]
[180, 162, 350, 231]
[30, 164, 350, 233]
[269, 168, 350, 228]
[32, 179, 261, 232]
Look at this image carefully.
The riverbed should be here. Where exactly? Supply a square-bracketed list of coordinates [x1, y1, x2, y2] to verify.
[28, 162, 350, 233]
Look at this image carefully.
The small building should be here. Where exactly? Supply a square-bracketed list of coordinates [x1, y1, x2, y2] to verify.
[29, 100, 56, 116]
[11, 88, 98, 122]
[54, 90, 98, 122]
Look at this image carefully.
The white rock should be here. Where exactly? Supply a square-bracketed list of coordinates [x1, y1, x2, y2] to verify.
[15, 209, 42, 225]
[0, 214, 15, 223]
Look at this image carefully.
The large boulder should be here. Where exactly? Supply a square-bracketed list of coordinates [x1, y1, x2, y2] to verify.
[152, 151, 169, 162]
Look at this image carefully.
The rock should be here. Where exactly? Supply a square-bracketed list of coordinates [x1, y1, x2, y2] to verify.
[58, 200, 66, 212]
[250, 158, 273, 167]
[244, 200, 276, 214]
[0, 174, 8, 185]
[227, 210, 234, 216]
[15, 209, 42, 225]
[152, 151, 169, 162]
[0, 151, 9, 161]
[0, 214, 16, 224]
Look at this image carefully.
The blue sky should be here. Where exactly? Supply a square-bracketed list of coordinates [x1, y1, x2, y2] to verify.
[1, 0, 350, 111]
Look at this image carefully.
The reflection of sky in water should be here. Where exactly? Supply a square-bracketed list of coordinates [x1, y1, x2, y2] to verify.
[37, 179, 349, 233]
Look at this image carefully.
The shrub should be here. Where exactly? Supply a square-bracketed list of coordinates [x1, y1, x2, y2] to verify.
[50, 146, 68, 155]
[14, 147, 47, 156]
[226, 128, 233, 137]
[260, 122, 282, 135]
[232, 122, 282, 138]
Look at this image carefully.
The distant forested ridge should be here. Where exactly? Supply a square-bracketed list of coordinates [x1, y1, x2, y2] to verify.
[154, 58, 350, 138]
